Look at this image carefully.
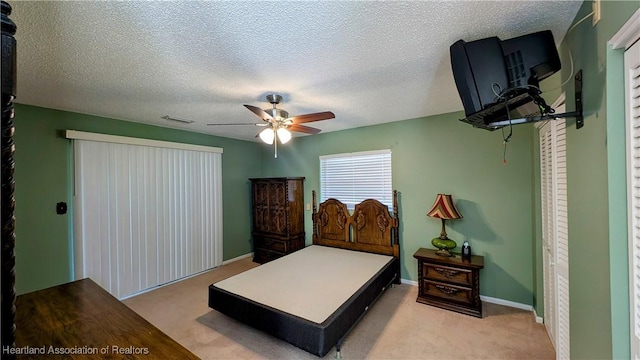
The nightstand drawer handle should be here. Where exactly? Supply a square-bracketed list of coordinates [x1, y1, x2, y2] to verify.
[434, 267, 460, 278]
[434, 284, 460, 295]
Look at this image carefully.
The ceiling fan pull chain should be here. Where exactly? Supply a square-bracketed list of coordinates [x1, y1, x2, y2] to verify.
[274, 130, 278, 158]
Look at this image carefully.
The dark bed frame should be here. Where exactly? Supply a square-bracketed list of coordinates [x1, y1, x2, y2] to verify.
[208, 190, 400, 357]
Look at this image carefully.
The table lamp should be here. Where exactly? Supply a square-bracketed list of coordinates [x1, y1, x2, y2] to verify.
[427, 194, 463, 257]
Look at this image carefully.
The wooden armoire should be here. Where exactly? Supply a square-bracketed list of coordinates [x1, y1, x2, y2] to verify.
[250, 177, 305, 263]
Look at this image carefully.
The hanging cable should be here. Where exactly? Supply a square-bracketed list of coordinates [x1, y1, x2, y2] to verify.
[491, 82, 513, 164]
[501, 100, 512, 164]
[567, 11, 594, 33]
[543, 48, 574, 93]
[542, 11, 592, 94]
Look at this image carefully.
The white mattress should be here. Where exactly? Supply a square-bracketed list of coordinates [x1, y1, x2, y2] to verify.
[213, 245, 393, 324]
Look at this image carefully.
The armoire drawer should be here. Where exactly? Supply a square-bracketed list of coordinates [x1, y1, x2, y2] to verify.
[254, 237, 288, 253]
[253, 248, 283, 264]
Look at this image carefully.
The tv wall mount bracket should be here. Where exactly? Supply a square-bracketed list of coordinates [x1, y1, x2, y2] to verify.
[460, 70, 584, 130]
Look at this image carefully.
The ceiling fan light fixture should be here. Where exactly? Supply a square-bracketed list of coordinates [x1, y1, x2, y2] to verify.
[277, 127, 292, 144]
[238, 93, 333, 155]
[259, 128, 275, 144]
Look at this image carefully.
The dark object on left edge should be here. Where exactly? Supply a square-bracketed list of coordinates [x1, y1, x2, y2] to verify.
[2, 0, 18, 356]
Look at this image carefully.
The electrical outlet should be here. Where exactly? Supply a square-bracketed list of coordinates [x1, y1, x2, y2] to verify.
[592, 0, 600, 25]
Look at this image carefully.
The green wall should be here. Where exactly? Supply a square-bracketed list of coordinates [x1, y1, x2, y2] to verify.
[260, 112, 537, 304]
[534, 1, 639, 358]
[13, 102, 539, 305]
[13, 104, 261, 295]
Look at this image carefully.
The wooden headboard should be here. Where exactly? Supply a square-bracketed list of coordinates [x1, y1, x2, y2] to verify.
[311, 190, 400, 264]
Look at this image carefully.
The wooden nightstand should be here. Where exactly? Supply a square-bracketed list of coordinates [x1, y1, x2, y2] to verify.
[413, 247, 484, 317]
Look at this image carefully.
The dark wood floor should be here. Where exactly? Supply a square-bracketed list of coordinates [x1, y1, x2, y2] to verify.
[13, 278, 198, 359]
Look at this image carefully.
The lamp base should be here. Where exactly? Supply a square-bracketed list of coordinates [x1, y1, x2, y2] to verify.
[434, 248, 454, 257]
[431, 237, 457, 257]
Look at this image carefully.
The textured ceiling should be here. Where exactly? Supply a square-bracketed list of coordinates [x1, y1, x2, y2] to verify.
[9, 1, 582, 142]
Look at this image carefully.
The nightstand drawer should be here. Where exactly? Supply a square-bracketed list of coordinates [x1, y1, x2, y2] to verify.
[423, 263, 472, 287]
[423, 280, 473, 305]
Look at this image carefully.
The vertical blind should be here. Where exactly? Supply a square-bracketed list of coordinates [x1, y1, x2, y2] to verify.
[319, 149, 392, 209]
[70, 131, 223, 299]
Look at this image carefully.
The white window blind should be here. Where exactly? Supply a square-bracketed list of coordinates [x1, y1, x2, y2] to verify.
[319, 149, 392, 209]
[69, 131, 223, 299]
[625, 38, 640, 359]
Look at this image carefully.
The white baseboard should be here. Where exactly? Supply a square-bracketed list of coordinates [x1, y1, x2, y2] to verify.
[124, 253, 253, 300]
[480, 295, 533, 311]
[482, 296, 543, 323]
[400, 279, 538, 315]
[533, 308, 544, 324]
[401, 278, 418, 286]
[222, 252, 253, 265]
[120, 266, 217, 300]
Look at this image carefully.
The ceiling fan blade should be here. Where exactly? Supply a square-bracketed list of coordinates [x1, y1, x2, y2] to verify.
[207, 122, 268, 126]
[289, 111, 335, 124]
[289, 124, 321, 134]
[244, 104, 274, 121]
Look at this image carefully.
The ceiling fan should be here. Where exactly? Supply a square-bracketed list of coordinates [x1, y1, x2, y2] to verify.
[208, 94, 335, 158]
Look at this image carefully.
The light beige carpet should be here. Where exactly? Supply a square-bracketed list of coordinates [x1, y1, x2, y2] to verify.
[123, 257, 555, 360]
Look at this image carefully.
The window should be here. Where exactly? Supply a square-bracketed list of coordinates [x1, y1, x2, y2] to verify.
[319, 149, 392, 209]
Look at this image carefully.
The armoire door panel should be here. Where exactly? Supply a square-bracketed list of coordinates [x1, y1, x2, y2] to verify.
[250, 178, 305, 263]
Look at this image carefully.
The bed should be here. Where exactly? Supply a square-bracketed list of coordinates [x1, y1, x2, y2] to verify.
[208, 190, 400, 357]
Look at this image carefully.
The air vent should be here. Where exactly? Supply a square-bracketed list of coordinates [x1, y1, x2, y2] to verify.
[505, 50, 527, 88]
[162, 115, 194, 124]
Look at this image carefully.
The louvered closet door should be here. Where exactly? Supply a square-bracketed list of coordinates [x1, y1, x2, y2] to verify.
[554, 117, 570, 360]
[625, 38, 640, 359]
[540, 124, 556, 348]
[539, 108, 570, 359]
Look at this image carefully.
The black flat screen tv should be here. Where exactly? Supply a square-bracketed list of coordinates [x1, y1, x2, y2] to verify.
[450, 30, 561, 126]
